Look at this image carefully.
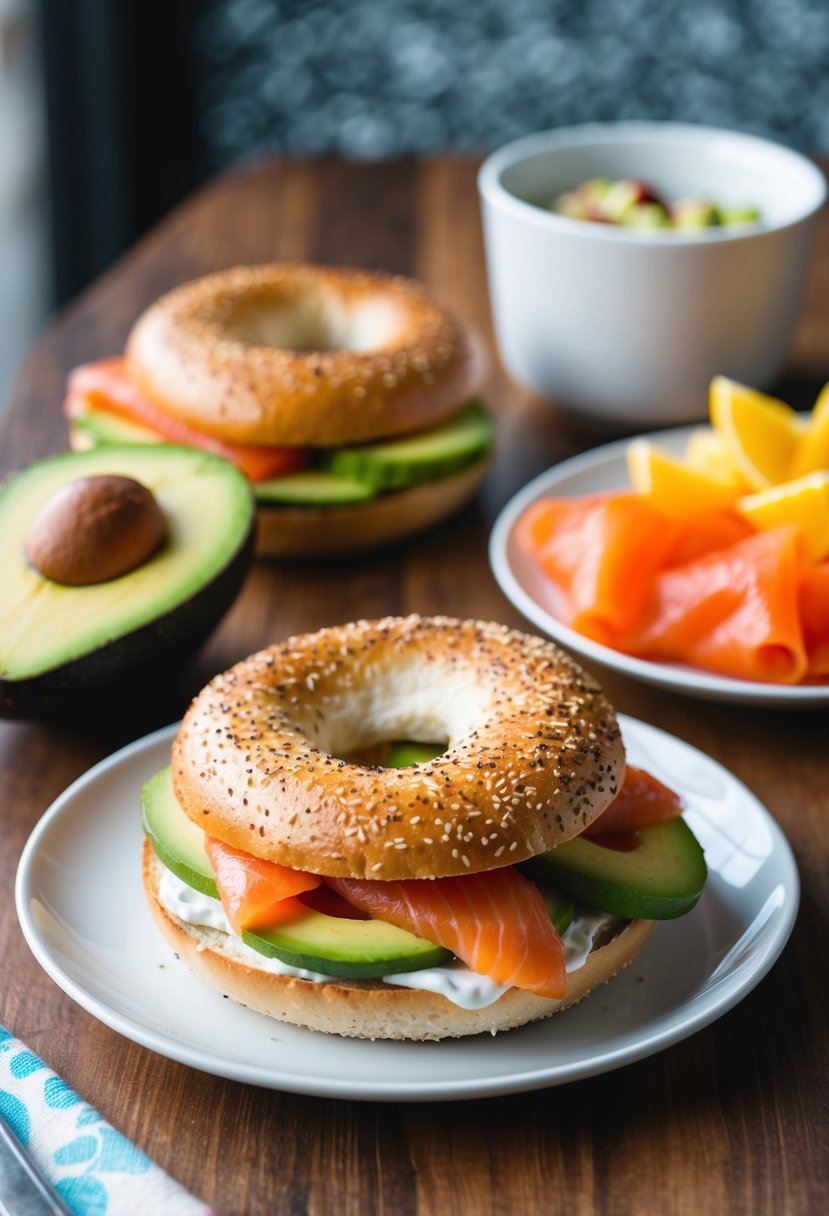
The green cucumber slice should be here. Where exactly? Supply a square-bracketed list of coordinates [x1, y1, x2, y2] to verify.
[254, 470, 377, 505]
[521, 818, 707, 920]
[322, 400, 495, 491]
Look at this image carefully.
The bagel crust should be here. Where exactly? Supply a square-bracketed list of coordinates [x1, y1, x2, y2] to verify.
[172, 616, 624, 880]
[252, 454, 491, 558]
[143, 844, 653, 1041]
[125, 264, 485, 446]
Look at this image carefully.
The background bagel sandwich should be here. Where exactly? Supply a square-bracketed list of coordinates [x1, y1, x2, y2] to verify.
[65, 264, 493, 556]
[142, 616, 708, 1041]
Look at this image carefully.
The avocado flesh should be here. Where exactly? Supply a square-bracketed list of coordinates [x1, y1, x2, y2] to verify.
[70, 409, 376, 507]
[147, 740, 698, 979]
[254, 470, 377, 506]
[521, 818, 707, 920]
[142, 767, 218, 899]
[0, 445, 253, 689]
[384, 743, 577, 933]
[243, 919, 452, 978]
[71, 400, 494, 503]
[385, 740, 446, 766]
[144, 743, 584, 979]
[142, 765, 452, 978]
[69, 407, 162, 447]
[538, 886, 575, 934]
[322, 400, 495, 491]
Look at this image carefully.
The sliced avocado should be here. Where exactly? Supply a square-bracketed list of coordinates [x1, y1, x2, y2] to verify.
[322, 400, 495, 491]
[142, 766, 218, 898]
[385, 740, 445, 766]
[0, 445, 254, 718]
[145, 738, 577, 980]
[69, 404, 162, 448]
[537, 885, 575, 934]
[143, 763, 452, 978]
[244, 915, 451, 979]
[521, 818, 707, 920]
[385, 740, 576, 930]
[244, 853, 573, 974]
[254, 469, 377, 506]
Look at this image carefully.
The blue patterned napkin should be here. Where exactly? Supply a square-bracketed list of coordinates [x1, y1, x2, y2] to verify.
[0, 1026, 213, 1215]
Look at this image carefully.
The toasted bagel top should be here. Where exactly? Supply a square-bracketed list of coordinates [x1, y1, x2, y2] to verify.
[126, 264, 484, 447]
[172, 616, 624, 880]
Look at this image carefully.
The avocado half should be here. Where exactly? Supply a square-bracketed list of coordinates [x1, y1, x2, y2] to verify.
[0, 445, 255, 718]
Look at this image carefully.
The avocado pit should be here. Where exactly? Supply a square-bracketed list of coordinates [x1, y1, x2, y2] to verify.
[24, 474, 167, 585]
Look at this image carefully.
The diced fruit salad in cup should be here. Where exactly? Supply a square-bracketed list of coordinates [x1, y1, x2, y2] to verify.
[517, 378, 829, 684]
[550, 177, 760, 231]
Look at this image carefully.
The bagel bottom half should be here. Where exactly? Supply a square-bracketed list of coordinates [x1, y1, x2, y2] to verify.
[69, 427, 490, 559]
[253, 454, 491, 558]
[143, 844, 654, 1041]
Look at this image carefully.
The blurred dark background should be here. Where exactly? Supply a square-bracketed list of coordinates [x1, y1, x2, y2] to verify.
[1, 0, 828, 398]
[36, 0, 829, 304]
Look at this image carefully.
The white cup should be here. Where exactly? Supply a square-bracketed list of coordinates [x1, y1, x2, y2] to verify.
[478, 123, 826, 428]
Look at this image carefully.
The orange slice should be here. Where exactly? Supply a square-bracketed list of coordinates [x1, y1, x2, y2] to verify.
[709, 376, 805, 490]
[737, 472, 829, 563]
[684, 428, 746, 487]
[791, 382, 829, 476]
[627, 437, 740, 517]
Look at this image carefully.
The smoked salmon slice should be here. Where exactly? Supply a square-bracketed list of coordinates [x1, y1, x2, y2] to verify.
[799, 561, 829, 676]
[299, 885, 370, 920]
[516, 493, 682, 647]
[629, 526, 808, 683]
[517, 488, 825, 685]
[663, 509, 753, 567]
[205, 837, 320, 934]
[327, 868, 566, 999]
[65, 358, 308, 483]
[584, 766, 683, 836]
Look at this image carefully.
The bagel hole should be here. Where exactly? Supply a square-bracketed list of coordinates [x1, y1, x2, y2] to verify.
[223, 291, 405, 353]
[343, 740, 448, 768]
[288, 664, 490, 761]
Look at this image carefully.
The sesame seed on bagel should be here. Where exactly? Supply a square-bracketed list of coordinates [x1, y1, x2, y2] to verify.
[172, 616, 625, 880]
[125, 264, 485, 447]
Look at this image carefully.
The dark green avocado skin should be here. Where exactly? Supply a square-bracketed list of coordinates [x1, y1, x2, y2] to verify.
[0, 523, 254, 720]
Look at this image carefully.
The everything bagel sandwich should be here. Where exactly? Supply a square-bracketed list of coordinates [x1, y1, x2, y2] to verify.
[142, 616, 707, 1040]
[65, 264, 493, 557]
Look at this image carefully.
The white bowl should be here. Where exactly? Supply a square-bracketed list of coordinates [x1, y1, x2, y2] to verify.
[478, 122, 826, 427]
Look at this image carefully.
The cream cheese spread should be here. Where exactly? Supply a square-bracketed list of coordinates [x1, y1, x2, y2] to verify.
[159, 868, 616, 1011]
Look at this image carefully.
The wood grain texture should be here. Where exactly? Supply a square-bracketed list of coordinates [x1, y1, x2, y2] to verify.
[1, 156, 828, 1216]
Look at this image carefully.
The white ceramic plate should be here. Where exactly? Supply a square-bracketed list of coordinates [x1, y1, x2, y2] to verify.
[489, 426, 829, 707]
[15, 720, 798, 1101]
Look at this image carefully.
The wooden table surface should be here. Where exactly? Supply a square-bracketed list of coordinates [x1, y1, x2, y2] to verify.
[1, 157, 827, 1216]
